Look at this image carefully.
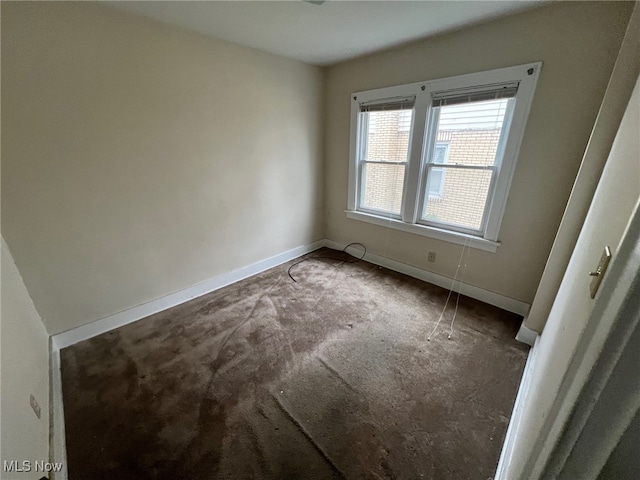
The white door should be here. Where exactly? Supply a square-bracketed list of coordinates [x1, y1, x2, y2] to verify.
[499, 74, 640, 479]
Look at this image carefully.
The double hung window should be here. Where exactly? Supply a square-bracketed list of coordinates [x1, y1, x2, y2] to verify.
[347, 63, 541, 251]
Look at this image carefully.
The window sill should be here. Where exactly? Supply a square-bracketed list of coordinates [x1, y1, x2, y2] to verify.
[345, 210, 500, 253]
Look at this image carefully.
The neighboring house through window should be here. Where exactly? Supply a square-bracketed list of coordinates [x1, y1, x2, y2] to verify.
[347, 63, 541, 251]
[397, 110, 412, 133]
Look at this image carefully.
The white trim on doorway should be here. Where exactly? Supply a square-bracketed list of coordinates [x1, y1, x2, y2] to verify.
[495, 335, 540, 480]
[516, 321, 539, 347]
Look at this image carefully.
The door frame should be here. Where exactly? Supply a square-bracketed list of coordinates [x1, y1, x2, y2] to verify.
[496, 198, 640, 479]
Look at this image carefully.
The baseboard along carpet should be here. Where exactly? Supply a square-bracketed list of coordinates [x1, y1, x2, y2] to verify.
[60, 248, 528, 479]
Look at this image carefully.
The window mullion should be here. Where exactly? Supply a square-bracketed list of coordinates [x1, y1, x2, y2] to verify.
[415, 104, 440, 222]
[401, 94, 430, 223]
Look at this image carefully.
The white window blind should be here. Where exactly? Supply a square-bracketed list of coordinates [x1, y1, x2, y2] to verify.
[360, 96, 415, 112]
[432, 83, 518, 107]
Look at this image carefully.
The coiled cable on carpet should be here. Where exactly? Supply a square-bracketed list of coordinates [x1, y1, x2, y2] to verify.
[287, 242, 367, 283]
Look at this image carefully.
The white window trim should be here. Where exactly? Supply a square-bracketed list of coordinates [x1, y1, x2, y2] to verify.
[345, 210, 501, 252]
[347, 62, 541, 251]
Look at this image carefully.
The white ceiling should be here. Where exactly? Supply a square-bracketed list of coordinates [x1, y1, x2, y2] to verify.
[107, 1, 545, 66]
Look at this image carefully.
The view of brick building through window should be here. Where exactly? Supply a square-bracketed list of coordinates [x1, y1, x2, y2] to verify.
[361, 110, 410, 214]
[424, 128, 500, 229]
[361, 99, 507, 231]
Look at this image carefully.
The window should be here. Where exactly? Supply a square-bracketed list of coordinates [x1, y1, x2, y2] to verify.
[428, 143, 449, 199]
[347, 63, 541, 251]
[359, 99, 414, 216]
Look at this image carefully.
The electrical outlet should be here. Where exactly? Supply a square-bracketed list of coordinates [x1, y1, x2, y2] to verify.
[428, 251, 436, 262]
[30, 394, 41, 419]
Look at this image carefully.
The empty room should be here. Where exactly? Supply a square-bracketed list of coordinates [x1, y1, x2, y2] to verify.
[2, 1, 639, 479]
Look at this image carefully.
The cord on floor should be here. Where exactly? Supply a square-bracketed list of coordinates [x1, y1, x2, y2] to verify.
[287, 243, 367, 283]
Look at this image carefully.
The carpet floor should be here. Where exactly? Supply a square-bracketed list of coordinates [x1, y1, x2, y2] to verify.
[60, 248, 528, 479]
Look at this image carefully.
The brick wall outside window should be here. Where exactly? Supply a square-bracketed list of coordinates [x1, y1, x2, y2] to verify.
[361, 109, 502, 229]
[426, 129, 501, 229]
[362, 111, 409, 214]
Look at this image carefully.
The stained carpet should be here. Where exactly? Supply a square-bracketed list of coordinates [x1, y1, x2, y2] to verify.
[60, 248, 528, 479]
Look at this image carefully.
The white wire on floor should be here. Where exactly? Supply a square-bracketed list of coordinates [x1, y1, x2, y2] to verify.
[427, 236, 471, 341]
[448, 236, 471, 339]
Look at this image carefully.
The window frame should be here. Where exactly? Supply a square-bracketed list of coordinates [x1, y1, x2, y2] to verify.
[347, 63, 541, 252]
[356, 105, 413, 219]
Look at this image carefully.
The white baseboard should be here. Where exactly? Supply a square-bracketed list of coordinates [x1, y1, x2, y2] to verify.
[52, 239, 325, 350]
[52, 238, 531, 350]
[516, 321, 539, 347]
[325, 239, 531, 317]
[50, 343, 69, 480]
[495, 335, 540, 480]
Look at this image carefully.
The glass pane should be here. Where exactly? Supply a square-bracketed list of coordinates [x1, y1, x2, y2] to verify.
[433, 98, 511, 167]
[362, 162, 405, 215]
[364, 110, 412, 163]
[428, 168, 445, 197]
[433, 144, 448, 164]
[423, 167, 493, 231]
[428, 144, 449, 196]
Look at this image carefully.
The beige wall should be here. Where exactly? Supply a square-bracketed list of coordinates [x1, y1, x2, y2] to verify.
[525, 3, 640, 332]
[324, 1, 633, 304]
[1, 238, 50, 478]
[1, 2, 324, 334]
